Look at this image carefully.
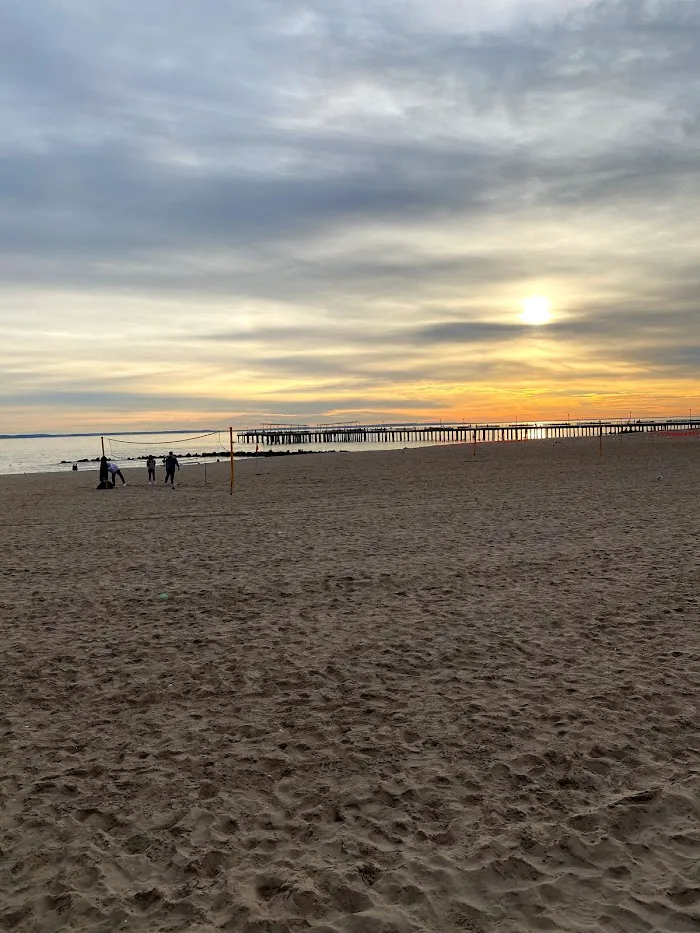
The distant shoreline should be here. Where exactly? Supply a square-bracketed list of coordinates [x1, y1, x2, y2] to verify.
[60, 449, 321, 464]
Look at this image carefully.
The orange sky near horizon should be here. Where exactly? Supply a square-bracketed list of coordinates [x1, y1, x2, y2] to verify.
[1, 2, 700, 435]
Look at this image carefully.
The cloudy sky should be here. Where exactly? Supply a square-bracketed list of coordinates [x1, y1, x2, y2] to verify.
[2, 0, 699, 433]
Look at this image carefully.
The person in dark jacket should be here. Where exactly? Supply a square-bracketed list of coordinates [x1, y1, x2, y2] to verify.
[98, 455, 110, 488]
[164, 451, 179, 487]
[146, 454, 157, 484]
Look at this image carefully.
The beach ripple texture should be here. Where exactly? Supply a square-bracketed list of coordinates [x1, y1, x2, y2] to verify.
[1, 438, 699, 932]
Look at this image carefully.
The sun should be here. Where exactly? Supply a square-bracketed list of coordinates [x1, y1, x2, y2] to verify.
[520, 295, 552, 326]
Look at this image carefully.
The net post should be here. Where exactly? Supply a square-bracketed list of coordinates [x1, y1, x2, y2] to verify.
[599, 424, 603, 457]
[101, 436, 105, 457]
[229, 426, 234, 495]
[473, 428, 476, 457]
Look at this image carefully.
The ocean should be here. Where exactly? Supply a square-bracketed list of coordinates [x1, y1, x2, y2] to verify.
[0, 432, 223, 475]
[0, 431, 443, 476]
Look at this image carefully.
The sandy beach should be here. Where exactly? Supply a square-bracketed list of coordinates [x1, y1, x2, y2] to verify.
[1, 437, 699, 933]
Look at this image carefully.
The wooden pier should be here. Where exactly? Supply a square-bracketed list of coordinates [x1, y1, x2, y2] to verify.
[238, 418, 700, 447]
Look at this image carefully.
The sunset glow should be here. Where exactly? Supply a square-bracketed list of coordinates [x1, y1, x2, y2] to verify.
[520, 297, 553, 326]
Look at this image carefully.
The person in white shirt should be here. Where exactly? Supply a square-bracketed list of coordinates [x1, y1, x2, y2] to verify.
[107, 461, 126, 486]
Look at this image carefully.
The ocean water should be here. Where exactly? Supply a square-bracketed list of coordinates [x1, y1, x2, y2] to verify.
[1, 419, 663, 476]
[0, 431, 451, 476]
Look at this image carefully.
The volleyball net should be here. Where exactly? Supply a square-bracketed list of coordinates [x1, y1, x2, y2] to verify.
[102, 430, 235, 493]
[103, 431, 227, 463]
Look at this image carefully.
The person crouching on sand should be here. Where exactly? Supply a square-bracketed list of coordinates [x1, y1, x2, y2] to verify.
[146, 454, 156, 484]
[99, 455, 110, 487]
[164, 451, 179, 487]
[107, 460, 126, 486]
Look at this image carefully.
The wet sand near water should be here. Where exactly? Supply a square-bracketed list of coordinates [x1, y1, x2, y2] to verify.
[1, 437, 699, 932]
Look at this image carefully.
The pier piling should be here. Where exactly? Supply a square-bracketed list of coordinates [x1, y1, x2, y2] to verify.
[238, 418, 700, 448]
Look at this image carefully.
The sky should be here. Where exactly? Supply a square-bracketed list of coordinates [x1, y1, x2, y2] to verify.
[1, 0, 700, 433]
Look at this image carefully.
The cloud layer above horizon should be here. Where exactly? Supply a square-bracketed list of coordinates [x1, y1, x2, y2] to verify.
[2, 0, 700, 431]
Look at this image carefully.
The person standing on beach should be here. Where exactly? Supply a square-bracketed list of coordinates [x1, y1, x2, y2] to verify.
[107, 461, 126, 486]
[146, 454, 157, 485]
[164, 451, 179, 487]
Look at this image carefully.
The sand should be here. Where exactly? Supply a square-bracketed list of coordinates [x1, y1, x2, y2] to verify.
[1, 437, 699, 933]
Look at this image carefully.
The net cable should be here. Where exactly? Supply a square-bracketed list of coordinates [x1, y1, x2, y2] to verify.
[104, 431, 222, 447]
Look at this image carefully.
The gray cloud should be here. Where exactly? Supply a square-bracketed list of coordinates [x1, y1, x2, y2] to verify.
[0, 2, 698, 262]
[0, 386, 439, 424]
[416, 322, 530, 343]
[1, 0, 700, 428]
